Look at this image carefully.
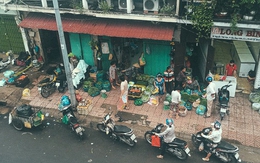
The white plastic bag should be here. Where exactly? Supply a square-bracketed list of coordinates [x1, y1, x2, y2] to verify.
[8, 113, 12, 124]
[0, 79, 6, 87]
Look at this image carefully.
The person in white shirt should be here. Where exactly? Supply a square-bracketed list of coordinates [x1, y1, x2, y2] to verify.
[204, 76, 216, 118]
[170, 86, 181, 119]
[155, 118, 176, 159]
[201, 121, 222, 161]
[120, 75, 129, 110]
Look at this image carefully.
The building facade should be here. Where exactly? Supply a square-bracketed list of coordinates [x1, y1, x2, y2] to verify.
[0, 0, 259, 81]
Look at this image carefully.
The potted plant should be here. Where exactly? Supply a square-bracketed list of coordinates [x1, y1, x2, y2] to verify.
[99, 0, 112, 13]
[160, 0, 175, 15]
[240, 0, 260, 20]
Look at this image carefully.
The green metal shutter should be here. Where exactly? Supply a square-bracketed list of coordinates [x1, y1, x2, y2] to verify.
[143, 41, 171, 76]
[0, 15, 24, 53]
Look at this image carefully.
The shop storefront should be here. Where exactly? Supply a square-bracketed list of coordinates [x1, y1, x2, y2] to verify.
[211, 26, 260, 90]
[19, 13, 176, 76]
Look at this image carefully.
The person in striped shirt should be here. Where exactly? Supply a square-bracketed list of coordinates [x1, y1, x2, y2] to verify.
[164, 66, 174, 94]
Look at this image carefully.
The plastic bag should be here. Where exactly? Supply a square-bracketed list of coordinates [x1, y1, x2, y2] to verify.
[151, 135, 161, 147]
[22, 88, 30, 97]
[0, 79, 6, 86]
[196, 105, 206, 115]
[3, 70, 14, 78]
[249, 92, 260, 103]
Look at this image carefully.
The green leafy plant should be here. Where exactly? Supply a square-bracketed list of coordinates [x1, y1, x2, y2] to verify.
[160, 0, 175, 15]
[230, 13, 240, 32]
[189, 2, 214, 40]
[89, 40, 98, 50]
[99, 1, 112, 13]
[70, 0, 83, 13]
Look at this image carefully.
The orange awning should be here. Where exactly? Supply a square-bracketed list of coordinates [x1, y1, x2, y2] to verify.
[19, 13, 174, 41]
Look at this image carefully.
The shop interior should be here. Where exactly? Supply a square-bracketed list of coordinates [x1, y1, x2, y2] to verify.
[110, 37, 143, 70]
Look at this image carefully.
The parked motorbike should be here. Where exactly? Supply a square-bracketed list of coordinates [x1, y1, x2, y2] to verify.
[59, 104, 85, 140]
[97, 112, 137, 147]
[38, 64, 67, 98]
[144, 123, 191, 160]
[218, 81, 232, 121]
[0, 50, 14, 71]
[192, 127, 241, 163]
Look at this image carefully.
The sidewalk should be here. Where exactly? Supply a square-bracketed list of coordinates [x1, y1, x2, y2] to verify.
[20, 75, 260, 149]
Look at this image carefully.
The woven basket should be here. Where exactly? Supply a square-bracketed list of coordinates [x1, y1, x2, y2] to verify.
[178, 106, 188, 117]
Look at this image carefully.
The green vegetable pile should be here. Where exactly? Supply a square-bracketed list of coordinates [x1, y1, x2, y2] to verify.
[134, 99, 143, 106]
[83, 80, 94, 92]
[141, 94, 150, 103]
[88, 86, 100, 97]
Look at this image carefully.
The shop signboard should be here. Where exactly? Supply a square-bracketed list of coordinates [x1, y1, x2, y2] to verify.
[210, 27, 260, 42]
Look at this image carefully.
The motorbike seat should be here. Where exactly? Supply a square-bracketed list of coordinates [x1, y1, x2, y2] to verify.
[220, 103, 229, 107]
[69, 117, 78, 125]
[114, 125, 131, 133]
[217, 141, 237, 150]
[170, 138, 187, 146]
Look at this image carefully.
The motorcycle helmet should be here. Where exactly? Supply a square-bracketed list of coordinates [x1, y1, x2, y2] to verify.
[61, 95, 71, 106]
[214, 121, 221, 129]
[61, 95, 69, 101]
[166, 118, 174, 126]
[206, 76, 213, 82]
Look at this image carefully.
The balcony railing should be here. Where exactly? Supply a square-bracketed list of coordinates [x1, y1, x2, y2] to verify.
[2, 0, 260, 25]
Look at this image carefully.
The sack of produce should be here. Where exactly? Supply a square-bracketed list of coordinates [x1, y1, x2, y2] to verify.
[16, 104, 33, 116]
[83, 80, 94, 92]
[249, 92, 260, 103]
[165, 94, 172, 103]
[184, 101, 192, 111]
[252, 103, 260, 111]
[102, 80, 111, 92]
[88, 86, 100, 97]
[95, 81, 103, 91]
[196, 105, 206, 116]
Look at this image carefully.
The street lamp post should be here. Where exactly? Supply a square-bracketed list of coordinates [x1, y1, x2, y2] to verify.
[52, 0, 77, 109]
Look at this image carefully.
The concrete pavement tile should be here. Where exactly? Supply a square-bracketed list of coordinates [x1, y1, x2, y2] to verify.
[253, 136, 260, 148]
[245, 134, 255, 147]
[228, 131, 236, 140]
[236, 133, 246, 144]
[148, 121, 158, 128]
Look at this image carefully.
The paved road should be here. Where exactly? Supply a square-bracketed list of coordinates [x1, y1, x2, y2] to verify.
[0, 113, 226, 163]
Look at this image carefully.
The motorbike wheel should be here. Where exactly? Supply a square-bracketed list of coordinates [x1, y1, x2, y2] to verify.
[228, 155, 237, 163]
[172, 148, 188, 160]
[97, 123, 106, 133]
[126, 137, 136, 147]
[220, 113, 225, 121]
[144, 132, 152, 144]
[191, 134, 200, 148]
[58, 86, 65, 93]
[78, 132, 84, 140]
[41, 85, 50, 98]
[12, 118, 24, 131]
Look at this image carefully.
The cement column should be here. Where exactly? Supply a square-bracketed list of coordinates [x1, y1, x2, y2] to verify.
[82, 0, 88, 9]
[175, 0, 180, 16]
[41, 0, 48, 8]
[15, 15, 30, 53]
[127, 0, 131, 14]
